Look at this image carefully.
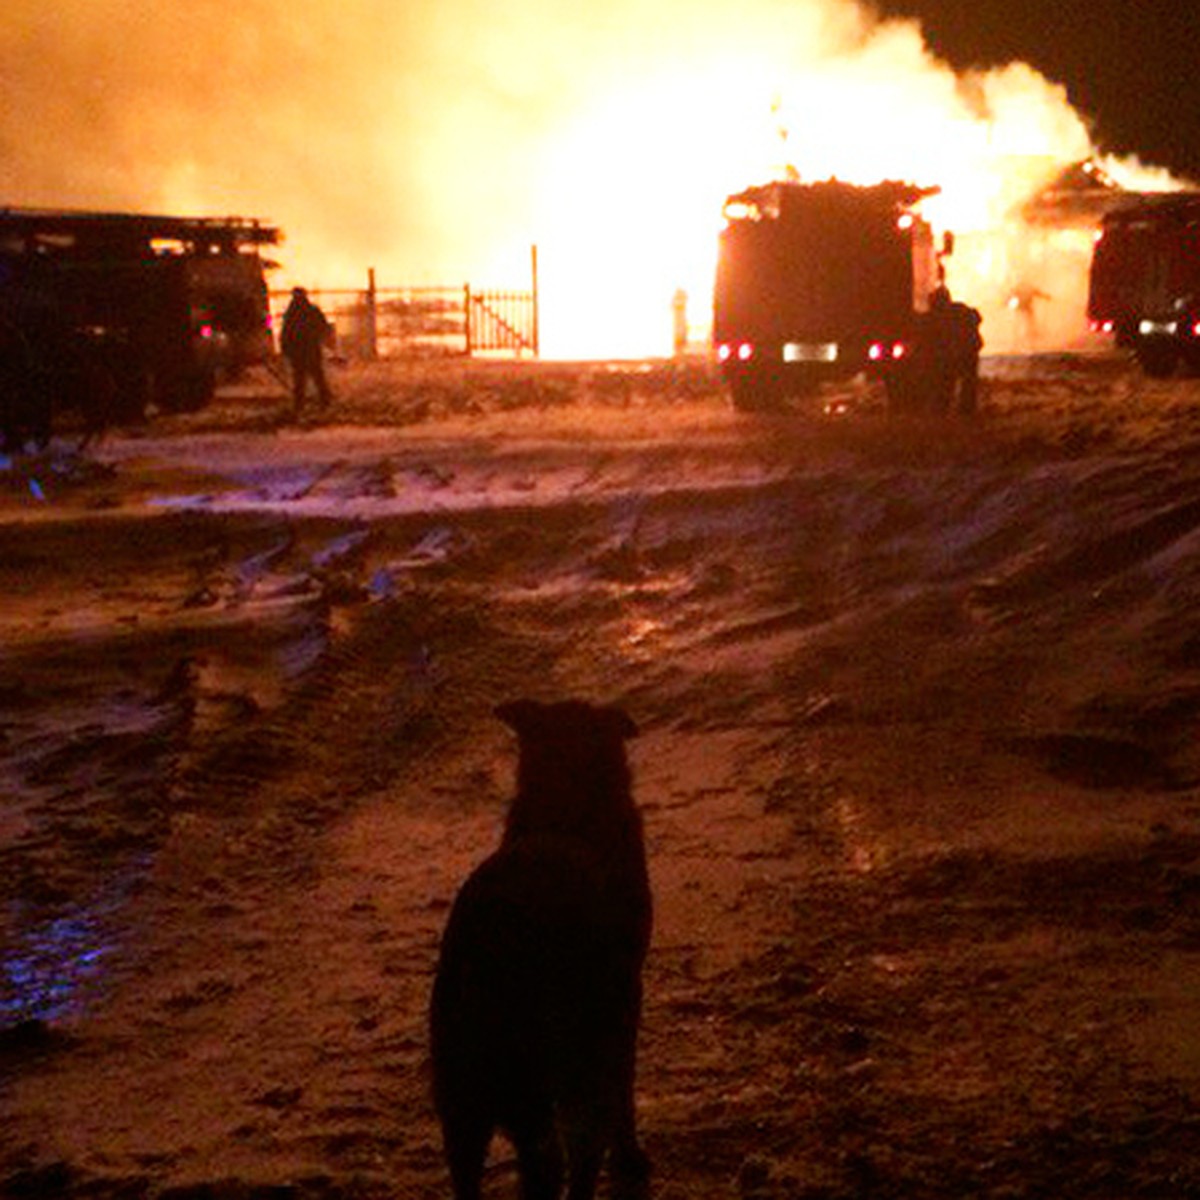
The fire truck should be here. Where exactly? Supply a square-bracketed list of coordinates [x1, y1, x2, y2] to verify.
[0, 208, 279, 443]
[713, 178, 948, 411]
[1087, 192, 1200, 377]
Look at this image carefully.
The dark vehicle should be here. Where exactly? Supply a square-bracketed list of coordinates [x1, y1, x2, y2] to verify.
[712, 178, 948, 411]
[1088, 192, 1200, 378]
[0, 208, 279, 446]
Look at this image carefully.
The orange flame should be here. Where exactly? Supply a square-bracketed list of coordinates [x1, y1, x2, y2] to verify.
[0, 0, 1188, 359]
[525, 25, 1186, 357]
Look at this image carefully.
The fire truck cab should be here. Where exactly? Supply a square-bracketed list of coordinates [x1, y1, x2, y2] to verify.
[0, 208, 279, 436]
[1088, 193, 1200, 377]
[713, 178, 945, 411]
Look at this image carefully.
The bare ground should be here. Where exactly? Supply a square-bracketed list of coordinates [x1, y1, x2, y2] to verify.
[4, 355, 1200, 1198]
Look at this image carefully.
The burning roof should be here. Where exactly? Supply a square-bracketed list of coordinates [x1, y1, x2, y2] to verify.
[1020, 159, 1145, 227]
[724, 178, 940, 222]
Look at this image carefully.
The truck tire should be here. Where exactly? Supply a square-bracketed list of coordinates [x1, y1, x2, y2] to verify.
[1135, 339, 1178, 379]
[182, 369, 217, 412]
[884, 370, 919, 415]
[728, 373, 785, 413]
[158, 369, 216, 413]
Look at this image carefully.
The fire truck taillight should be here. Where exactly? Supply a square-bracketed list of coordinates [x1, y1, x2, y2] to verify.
[733, 342, 754, 362]
[1193, 321, 1200, 338]
[891, 342, 907, 360]
[199, 324, 214, 339]
[868, 342, 884, 362]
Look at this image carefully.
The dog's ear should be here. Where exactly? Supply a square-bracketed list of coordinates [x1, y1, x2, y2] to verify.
[494, 699, 542, 735]
[496, 699, 637, 740]
[602, 705, 639, 740]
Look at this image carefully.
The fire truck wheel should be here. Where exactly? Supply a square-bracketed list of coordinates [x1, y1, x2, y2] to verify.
[160, 370, 216, 413]
[73, 362, 133, 434]
[884, 371, 919, 415]
[728, 374, 785, 414]
[1135, 340, 1178, 379]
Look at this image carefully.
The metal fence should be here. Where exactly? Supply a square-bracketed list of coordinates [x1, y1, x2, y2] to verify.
[466, 288, 539, 357]
[272, 272, 538, 361]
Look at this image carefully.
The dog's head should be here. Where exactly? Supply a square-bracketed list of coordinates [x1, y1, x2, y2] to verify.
[495, 699, 639, 822]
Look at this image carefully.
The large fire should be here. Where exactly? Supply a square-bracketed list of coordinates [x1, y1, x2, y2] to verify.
[0, 0, 1187, 359]
[524, 23, 1183, 357]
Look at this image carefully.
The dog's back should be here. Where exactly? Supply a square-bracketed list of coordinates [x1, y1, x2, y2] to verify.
[430, 700, 650, 1200]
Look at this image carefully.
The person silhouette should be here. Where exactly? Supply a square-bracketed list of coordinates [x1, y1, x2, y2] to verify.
[280, 286, 332, 416]
[1008, 281, 1050, 350]
[926, 285, 983, 415]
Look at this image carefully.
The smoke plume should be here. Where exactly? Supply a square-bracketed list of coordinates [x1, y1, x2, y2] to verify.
[0, 0, 1183, 356]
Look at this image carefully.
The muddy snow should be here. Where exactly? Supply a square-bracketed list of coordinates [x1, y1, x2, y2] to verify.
[4, 355, 1200, 1198]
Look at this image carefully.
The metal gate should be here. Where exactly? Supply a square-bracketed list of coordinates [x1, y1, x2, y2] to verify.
[272, 247, 539, 360]
[465, 288, 538, 356]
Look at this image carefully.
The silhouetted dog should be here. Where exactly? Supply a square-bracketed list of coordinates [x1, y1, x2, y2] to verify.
[431, 699, 651, 1200]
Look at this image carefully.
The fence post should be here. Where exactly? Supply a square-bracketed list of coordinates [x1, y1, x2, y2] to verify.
[530, 244, 540, 358]
[364, 268, 379, 360]
[672, 287, 688, 357]
[463, 283, 472, 357]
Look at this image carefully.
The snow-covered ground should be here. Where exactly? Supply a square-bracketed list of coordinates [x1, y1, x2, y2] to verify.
[5, 354, 1200, 1197]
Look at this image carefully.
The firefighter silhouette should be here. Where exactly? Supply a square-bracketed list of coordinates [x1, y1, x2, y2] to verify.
[280, 287, 332, 415]
[924, 286, 983, 415]
[1008, 281, 1050, 349]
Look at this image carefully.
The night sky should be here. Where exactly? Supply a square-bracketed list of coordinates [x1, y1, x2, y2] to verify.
[874, 0, 1200, 180]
